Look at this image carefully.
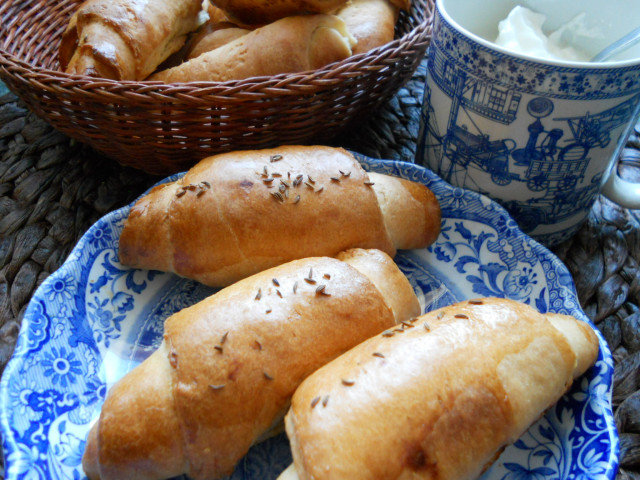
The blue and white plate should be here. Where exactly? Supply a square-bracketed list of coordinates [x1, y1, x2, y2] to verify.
[0, 155, 618, 480]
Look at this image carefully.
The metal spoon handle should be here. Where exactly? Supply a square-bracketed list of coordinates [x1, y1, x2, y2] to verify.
[591, 25, 640, 62]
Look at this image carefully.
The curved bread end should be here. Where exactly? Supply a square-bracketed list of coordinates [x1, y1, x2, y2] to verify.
[337, 248, 419, 325]
[368, 172, 440, 250]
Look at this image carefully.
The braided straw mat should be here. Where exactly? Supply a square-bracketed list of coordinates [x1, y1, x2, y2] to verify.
[1, 61, 640, 479]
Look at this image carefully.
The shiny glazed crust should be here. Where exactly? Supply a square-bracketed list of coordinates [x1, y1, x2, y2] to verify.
[186, 21, 250, 60]
[82, 248, 419, 480]
[59, 0, 202, 80]
[118, 145, 441, 287]
[335, 0, 398, 55]
[209, 0, 348, 26]
[150, 15, 355, 82]
[284, 297, 599, 480]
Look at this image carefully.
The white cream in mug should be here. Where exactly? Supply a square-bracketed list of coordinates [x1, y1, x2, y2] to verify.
[493, 6, 590, 62]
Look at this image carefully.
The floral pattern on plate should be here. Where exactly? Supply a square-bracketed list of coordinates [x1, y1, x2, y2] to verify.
[0, 155, 618, 480]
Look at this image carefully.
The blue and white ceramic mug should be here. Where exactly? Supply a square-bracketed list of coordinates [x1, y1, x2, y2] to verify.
[416, 0, 640, 246]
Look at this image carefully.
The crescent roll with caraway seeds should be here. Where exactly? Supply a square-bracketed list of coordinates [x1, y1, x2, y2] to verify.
[280, 297, 599, 480]
[118, 145, 441, 287]
[82, 248, 420, 480]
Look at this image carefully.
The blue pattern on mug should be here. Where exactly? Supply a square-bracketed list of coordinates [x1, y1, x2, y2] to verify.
[417, 7, 640, 245]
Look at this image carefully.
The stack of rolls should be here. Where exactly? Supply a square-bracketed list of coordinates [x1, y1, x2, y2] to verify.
[59, 0, 407, 82]
[79, 146, 600, 480]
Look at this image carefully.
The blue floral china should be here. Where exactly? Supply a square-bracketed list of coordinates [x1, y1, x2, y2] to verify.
[416, 0, 640, 247]
[0, 155, 618, 480]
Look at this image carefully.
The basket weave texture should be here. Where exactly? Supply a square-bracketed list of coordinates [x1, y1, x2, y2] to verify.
[0, 0, 434, 174]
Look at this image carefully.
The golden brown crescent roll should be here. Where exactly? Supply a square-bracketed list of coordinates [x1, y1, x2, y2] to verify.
[150, 15, 355, 82]
[282, 297, 599, 480]
[206, 1, 233, 23]
[118, 145, 441, 287]
[59, 0, 202, 80]
[209, 0, 348, 25]
[335, 0, 398, 54]
[82, 248, 420, 480]
[186, 21, 251, 60]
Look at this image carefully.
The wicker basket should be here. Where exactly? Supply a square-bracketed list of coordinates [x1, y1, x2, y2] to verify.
[0, 0, 434, 174]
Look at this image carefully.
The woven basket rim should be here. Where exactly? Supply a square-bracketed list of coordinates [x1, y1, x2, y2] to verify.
[0, 14, 432, 95]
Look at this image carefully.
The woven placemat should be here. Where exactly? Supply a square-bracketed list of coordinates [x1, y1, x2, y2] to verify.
[1, 61, 640, 479]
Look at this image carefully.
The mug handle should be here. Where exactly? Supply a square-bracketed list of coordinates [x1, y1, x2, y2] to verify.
[600, 115, 640, 209]
[601, 166, 640, 209]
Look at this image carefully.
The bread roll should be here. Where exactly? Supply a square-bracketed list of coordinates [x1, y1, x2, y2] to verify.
[59, 0, 203, 80]
[282, 298, 599, 480]
[206, 1, 232, 23]
[209, 0, 348, 25]
[186, 21, 250, 60]
[150, 15, 355, 82]
[82, 248, 420, 480]
[335, 0, 398, 54]
[118, 145, 441, 287]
